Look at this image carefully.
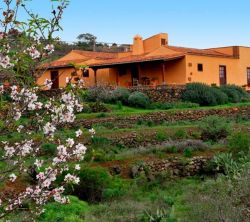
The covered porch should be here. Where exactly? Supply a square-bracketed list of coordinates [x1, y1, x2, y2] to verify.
[89, 55, 185, 88]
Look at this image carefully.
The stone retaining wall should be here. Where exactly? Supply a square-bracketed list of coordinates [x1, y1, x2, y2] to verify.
[130, 156, 212, 178]
[129, 85, 185, 103]
[76, 106, 250, 128]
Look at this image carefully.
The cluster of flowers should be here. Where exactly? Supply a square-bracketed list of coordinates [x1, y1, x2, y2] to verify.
[25, 44, 55, 60]
[0, 53, 13, 69]
[0, 84, 88, 218]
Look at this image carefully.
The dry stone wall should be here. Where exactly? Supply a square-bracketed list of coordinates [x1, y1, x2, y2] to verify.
[129, 85, 185, 103]
[76, 106, 250, 128]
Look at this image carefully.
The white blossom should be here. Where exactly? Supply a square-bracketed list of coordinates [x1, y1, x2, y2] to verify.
[0, 54, 13, 69]
[64, 174, 80, 184]
[44, 79, 53, 90]
[43, 122, 56, 136]
[44, 44, 54, 54]
[66, 138, 74, 147]
[75, 164, 80, 171]
[75, 129, 82, 137]
[89, 128, 96, 137]
[9, 173, 17, 182]
[34, 159, 44, 169]
[26, 46, 41, 59]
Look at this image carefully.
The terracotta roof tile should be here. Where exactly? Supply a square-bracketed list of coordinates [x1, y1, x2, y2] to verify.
[89, 53, 185, 68]
[72, 50, 118, 59]
[40, 45, 236, 69]
[39, 58, 89, 69]
[167, 46, 234, 57]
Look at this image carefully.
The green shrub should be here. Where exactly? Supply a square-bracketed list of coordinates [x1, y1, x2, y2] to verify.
[228, 131, 250, 155]
[183, 148, 193, 157]
[112, 87, 131, 104]
[85, 86, 113, 103]
[182, 83, 218, 106]
[38, 196, 89, 222]
[182, 83, 236, 106]
[41, 143, 57, 156]
[128, 92, 150, 108]
[173, 129, 187, 139]
[73, 167, 125, 203]
[199, 116, 230, 141]
[210, 87, 229, 105]
[220, 84, 249, 103]
[155, 131, 168, 142]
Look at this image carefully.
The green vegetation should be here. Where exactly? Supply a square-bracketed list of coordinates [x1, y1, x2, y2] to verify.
[1, 85, 250, 222]
[182, 83, 249, 106]
[128, 92, 150, 108]
[39, 196, 89, 222]
[199, 115, 231, 141]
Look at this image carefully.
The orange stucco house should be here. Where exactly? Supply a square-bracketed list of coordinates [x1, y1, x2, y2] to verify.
[37, 33, 250, 90]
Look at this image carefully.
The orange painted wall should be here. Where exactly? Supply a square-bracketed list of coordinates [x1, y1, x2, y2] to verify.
[238, 47, 250, 89]
[36, 67, 110, 88]
[186, 51, 250, 87]
[144, 33, 168, 53]
[185, 55, 238, 86]
[165, 58, 186, 84]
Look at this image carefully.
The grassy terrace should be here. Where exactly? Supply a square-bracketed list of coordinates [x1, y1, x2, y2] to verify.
[76, 102, 250, 119]
[1, 99, 250, 222]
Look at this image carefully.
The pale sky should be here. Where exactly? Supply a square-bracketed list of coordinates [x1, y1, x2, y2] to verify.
[12, 0, 250, 48]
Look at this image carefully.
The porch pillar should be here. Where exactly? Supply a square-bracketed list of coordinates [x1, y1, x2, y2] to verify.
[161, 62, 166, 84]
[116, 69, 119, 86]
[93, 68, 97, 86]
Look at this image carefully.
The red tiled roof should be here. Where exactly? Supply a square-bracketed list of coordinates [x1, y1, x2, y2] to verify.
[167, 46, 233, 57]
[40, 45, 235, 70]
[72, 50, 118, 59]
[39, 59, 89, 69]
[89, 53, 185, 68]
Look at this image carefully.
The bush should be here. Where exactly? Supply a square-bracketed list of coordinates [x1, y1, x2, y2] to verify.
[39, 196, 89, 222]
[85, 86, 113, 103]
[199, 116, 230, 141]
[210, 87, 229, 105]
[173, 129, 187, 139]
[182, 83, 239, 106]
[112, 87, 131, 104]
[128, 92, 150, 108]
[228, 131, 250, 155]
[220, 84, 249, 103]
[72, 167, 125, 203]
[183, 148, 193, 157]
[182, 83, 219, 106]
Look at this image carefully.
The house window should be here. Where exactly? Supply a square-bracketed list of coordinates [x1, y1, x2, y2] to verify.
[161, 38, 166, 46]
[197, 64, 203, 72]
[247, 68, 250, 85]
[219, 65, 227, 85]
[82, 69, 89, 77]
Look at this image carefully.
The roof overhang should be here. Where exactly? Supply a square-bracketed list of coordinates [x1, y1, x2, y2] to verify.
[88, 54, 185, 69]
